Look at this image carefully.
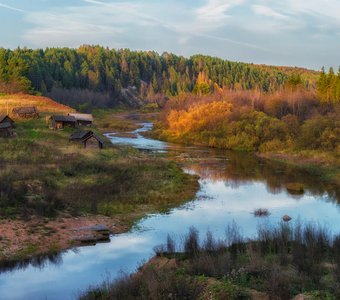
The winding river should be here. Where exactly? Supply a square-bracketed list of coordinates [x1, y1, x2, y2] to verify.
[0, 123, 339, 300]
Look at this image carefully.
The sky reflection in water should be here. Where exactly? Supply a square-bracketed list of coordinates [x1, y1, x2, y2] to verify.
[0, 123, 339, 300]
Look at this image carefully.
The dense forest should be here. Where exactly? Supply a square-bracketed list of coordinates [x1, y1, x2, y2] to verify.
[0, 46, 318, 109]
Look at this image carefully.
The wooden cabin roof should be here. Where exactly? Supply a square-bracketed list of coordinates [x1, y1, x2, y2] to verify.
[68, 113, 94, 122]
[0, 115, 14, 124]
[83, 133, 105, 145]
[12, 107, 38, 114]
[69, 130, 104, 148]
[51, 115, 77, 123]
[0, 115, 7, 123]
[69, 130, 93, 140]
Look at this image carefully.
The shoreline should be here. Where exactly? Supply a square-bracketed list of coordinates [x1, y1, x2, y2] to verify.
[257, 151, 340, 188]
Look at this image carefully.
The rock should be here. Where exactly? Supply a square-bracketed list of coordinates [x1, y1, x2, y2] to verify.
[74, 235, 97, 243]
[282, 215, 292, 222]
[75, 224, 110, 233]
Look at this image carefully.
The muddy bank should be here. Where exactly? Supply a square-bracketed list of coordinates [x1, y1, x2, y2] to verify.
[0, 215, 130, 261]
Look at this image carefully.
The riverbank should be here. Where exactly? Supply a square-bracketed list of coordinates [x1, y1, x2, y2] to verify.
[81, 223, 340, 299]
[258, 150, 340, 188]
[0, 107, 198, 262]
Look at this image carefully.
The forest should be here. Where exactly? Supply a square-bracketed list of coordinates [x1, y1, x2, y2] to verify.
[0, 46, 318, 109]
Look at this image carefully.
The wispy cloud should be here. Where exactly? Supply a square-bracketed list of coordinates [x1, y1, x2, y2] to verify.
[15, 0, 340, 69]
[0, 2, 25, 12]
[23, 0, 261, 51]
[252, 5, 288, 20]
[195, 0, 244, 23]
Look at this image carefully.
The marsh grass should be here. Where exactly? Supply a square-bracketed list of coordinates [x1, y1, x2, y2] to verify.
[81, 221, 340, 299]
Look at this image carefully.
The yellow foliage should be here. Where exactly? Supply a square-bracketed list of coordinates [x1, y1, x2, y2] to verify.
[166, 101, 233, 137]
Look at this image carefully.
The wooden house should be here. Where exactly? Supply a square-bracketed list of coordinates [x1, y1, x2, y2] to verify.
[0, 115, 14, 137]
[49, 115, 77, 129]
[12, 107, 39, 119]
[68, 113, 94, 126]
[69, 130, 104, 149]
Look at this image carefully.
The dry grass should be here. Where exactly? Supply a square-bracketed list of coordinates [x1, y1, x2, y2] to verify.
[0, 93, 75, 116]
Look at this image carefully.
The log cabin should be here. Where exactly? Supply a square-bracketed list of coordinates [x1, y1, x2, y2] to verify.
[12, 107, 39, 119]
[69, 130, 104, 149]
[0, 115, 14, 137]
[49, 115, 77, 129]
[68, 113, 94, 126]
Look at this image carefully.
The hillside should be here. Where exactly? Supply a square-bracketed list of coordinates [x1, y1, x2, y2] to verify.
[0, 93, 75, 115]
[0, 47, 319, 109]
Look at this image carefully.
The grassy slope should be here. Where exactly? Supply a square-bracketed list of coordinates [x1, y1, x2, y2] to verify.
[0, 93, 74, 115]
[0, 95, 198, 261]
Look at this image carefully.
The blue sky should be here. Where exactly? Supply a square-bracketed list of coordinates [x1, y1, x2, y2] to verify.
[0, 0, 339, 70]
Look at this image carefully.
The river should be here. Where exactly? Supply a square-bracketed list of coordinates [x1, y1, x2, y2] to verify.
[0, 123, 339, 300]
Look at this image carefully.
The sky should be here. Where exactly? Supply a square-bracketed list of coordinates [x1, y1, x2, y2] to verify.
[0, 0, 339, 70]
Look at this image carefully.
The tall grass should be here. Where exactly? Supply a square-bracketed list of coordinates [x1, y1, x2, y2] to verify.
[81, 221, 340, 299]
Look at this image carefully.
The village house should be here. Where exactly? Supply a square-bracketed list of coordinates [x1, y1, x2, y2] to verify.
[49, 115, 77, 129]
[12, 106, 39, 119]
[69, 130, 104, 149]
[68, 113, 94, 126]
[0, 115, 14, 137]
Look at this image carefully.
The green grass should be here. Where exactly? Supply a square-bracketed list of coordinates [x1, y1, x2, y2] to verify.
[0, 115, 198, 221]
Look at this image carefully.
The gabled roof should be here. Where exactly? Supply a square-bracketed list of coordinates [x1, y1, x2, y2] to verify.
[13, 107, 38, 114]
[68, 113, 94, 122]
[0, 122, 12, 129]
[0, 115, 14, 123]
[0, 115, 7, 123]
[51, 115, 77, 123]
[70, 130, 93, 140]
[83, 133, 105, 145]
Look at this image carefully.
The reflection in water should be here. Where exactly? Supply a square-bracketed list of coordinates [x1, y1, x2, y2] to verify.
[183, 151, 339, 203]
[0, 251, 64, 274]
[0, 122, 339, 300]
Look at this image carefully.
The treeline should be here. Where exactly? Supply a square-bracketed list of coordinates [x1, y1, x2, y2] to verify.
[0, 46, 318, 107]
[317, 67, 340, 104]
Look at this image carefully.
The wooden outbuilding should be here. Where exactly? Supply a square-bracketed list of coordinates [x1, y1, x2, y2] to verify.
[69, 130, 104, 149]
[12, 106, 39, 119]
[68, 113, 94, 126]
[0, 115, 14, 137]
[49, 115, 77, 129]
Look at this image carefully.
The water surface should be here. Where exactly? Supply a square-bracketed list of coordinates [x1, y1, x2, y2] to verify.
[0, 123, 339, 300]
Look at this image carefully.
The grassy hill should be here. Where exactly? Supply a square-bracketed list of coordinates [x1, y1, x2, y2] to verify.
[0, 93, 75, 116]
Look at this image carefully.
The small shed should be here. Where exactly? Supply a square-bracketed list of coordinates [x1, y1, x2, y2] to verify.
[68, 113, 94, 126]
[12, 107, 39, 119]
[69, 130, 104, 149]
[49, 115, 77, 129]
[0, 115, 14, 137]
